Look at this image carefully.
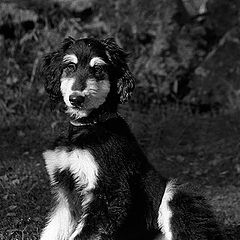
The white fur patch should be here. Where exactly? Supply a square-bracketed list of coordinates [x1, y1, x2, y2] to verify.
[42, 148, 98, 239]
[43, 148, 98, 191]
[69, 193, 93, 240]
[40, 190, 76, 240]
[158, 180, 175, 240]
[89, 57, 106, 67]
[63, 54, 78, 64]
[60, 77, 75, 107]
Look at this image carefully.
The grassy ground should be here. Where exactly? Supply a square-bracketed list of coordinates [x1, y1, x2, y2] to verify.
[0, 106, 240, 239]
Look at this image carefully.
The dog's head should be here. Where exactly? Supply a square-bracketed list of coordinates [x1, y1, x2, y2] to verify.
[39, 37, 135, 120]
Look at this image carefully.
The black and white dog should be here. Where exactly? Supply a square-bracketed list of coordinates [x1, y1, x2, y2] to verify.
[39, 37, 225, 240]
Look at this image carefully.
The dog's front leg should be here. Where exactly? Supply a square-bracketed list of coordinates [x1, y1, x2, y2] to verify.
[40, 190, 76, 240]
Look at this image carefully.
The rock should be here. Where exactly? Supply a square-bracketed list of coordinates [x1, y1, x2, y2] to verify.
[207, 0, 240, 37]
[188, 27, 240, 108]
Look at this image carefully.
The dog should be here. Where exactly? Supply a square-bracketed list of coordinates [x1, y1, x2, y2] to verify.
[39, 37, 225, 240]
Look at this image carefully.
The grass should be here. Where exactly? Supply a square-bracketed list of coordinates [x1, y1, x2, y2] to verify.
[0, 105, 240, 239]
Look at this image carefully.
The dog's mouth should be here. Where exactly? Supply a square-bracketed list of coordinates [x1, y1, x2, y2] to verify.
[69, 105, 88, 112]
[66, 105, 91, 120]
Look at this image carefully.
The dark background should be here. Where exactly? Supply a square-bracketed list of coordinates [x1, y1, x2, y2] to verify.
[0, 0, 239, 239]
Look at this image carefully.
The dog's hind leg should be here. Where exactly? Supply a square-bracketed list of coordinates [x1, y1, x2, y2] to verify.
[157, 180, 225, 240]
[40, 189, 76, 240]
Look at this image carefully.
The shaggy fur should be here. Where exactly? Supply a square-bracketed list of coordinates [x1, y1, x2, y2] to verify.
[39, 37, 225, 240]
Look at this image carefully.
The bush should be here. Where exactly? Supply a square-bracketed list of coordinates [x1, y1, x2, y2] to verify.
[1, 0, 240, 126]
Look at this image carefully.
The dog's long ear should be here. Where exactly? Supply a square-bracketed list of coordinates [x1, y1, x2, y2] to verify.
[102, 38, 135, 103]
[38, 36, 75, 103]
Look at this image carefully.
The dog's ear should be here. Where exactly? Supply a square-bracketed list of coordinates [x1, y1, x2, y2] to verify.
[39, 36, 76, 103]
[102, 38, 135, 103]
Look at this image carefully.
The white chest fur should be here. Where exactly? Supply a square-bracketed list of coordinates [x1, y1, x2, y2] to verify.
[41, 148, 99, 240]
[43, 148, 99, 191]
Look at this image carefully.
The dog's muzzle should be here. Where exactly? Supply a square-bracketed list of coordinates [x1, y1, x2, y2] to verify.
[69, 93, 85, 107]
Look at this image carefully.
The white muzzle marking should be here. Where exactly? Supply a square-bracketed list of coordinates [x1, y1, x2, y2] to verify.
[60, 77, 75, 107]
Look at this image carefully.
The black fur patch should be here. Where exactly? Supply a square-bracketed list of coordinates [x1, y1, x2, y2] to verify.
[53, 168, 85, 220]
[53, 168, 76, 192]
[169, 183, 226, 240]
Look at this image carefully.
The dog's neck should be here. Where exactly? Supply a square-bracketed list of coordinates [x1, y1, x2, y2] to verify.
[70, 111, 119, 127]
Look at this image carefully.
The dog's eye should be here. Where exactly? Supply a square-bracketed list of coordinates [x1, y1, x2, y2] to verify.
[66, 63, 76, 72]
[93, 65, 106, 80]
[94, 65, 106, 76]
[94, 65, 103, 73]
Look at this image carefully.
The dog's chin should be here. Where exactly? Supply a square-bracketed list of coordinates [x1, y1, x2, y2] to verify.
[66, 107, 91, 120]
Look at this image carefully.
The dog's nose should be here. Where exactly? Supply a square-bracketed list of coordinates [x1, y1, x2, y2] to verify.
[69, 93, 85, 107]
